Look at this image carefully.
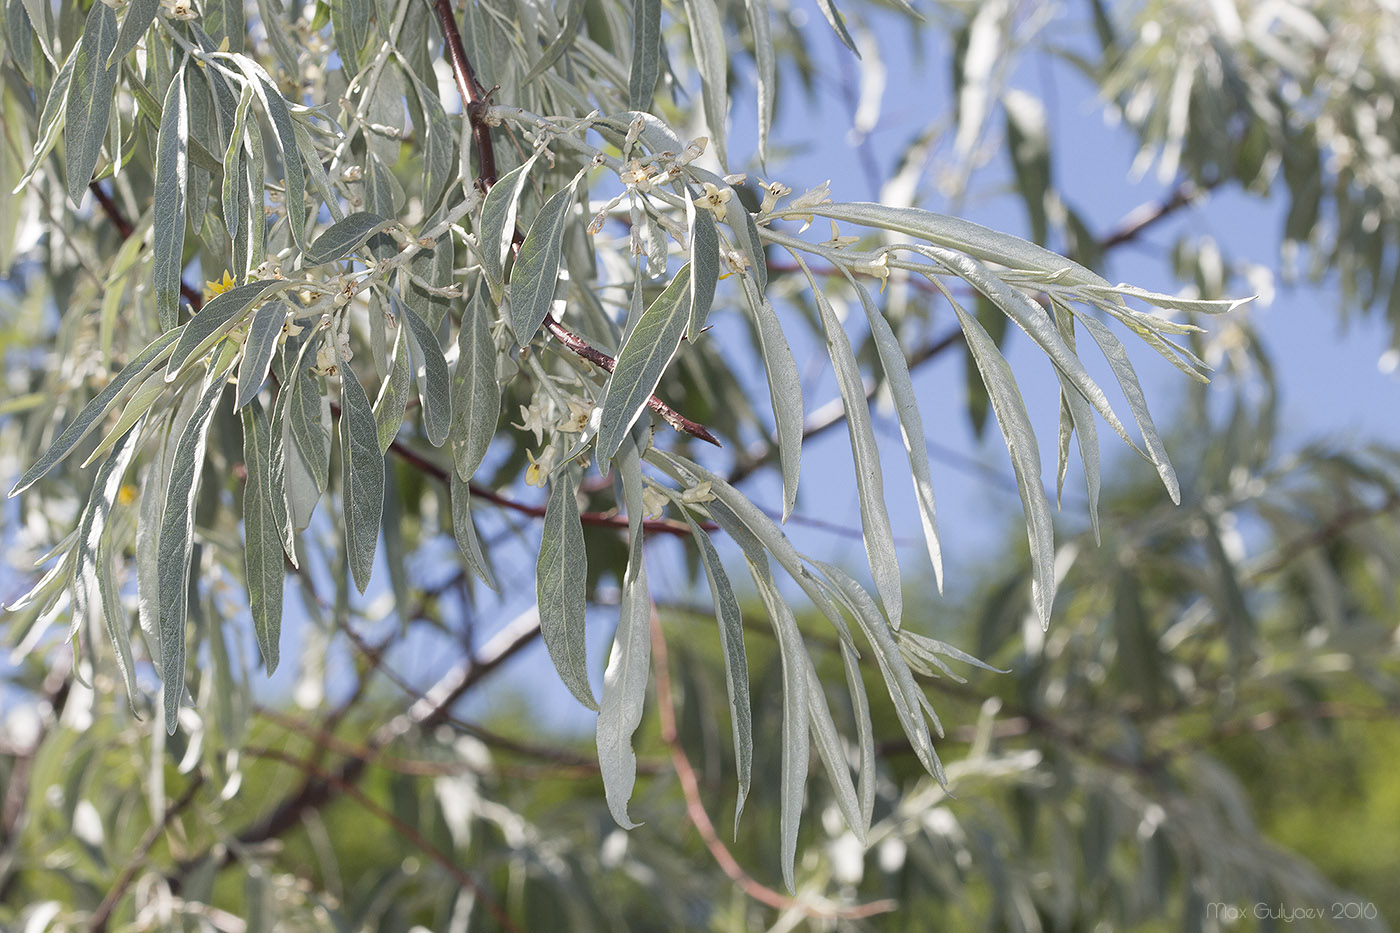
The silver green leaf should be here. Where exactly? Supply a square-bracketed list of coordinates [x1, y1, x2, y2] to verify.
[597, 439, 650, 828]
[537, 470, 596, 711]
[449, 471, 498, 591]
[166, 280, 289, 380]
[509, 179, 578, 342]
[80, 371, 168, 467]
[450, 291, 500, 480]
[681, 0, 728, 168]
[12, 39, 77, 196]
[742, 281, 802, 520]
[597, 264, 692, 460]
[236, 301, 287, 411]
[678, 506, 752, 833]
[401, 303, 453, 447]
[9, 328, 181, 496]
[813, 560, 944, 783]
[303, 211, 391, 266]
[373, 320, 412, 454]
[521, 0, 584, 84]
[63, 0, 119, 207]
[744, 0, 775, 162]
[339, 358, 385, 595]
[688, 199, 719, 339]
[287, 342, 330, 494]
[746, 546, 808, 893]
[839, 641, 876, 833]
[233, 58, 307, 248]
[940, 282, 1057, 630]
[72, 421, 144, 713]
[847, 276, 943, 595]
[478, 152, 539, 298]
[158, 357, 234, 735]
[628, 0, 661, 111]
[796, 256, 901, 626]
[110, 0, 158, 67]
[803, 652, 864, 844]
[1052, 301, 1101, 541]
[816, 0, 859, 55]
[241, 399, 284, 674]
[152, 60, 189, 331]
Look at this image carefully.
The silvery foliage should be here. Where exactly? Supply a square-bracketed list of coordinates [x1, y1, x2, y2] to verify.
[1, 0, 1284, 894]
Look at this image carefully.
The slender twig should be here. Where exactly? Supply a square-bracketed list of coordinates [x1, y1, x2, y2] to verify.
[650, 610, 900, 921]
[243, 745, 522, 933]
[430, 0, 719, 448]
[90, 775, 206, 932]
[1096, 179, 1218, 252]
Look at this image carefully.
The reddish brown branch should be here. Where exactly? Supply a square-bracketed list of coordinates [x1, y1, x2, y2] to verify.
[650, 610, 899, 921]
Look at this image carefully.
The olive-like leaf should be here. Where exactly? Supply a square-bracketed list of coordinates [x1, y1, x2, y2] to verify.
[158, 357, 234, 734]
[509, 179, 579, 342]
[688, 199, 719, 339]
[373, 320, 412, 454]
[152, 60, 189, 331]
[401, 303, 453, 447]
[304, 211, 391, 266]
[628, 0, 661, 111]
[681, 0, 728, 168]
[597, 264, 692, 460]
[449, 471, 498, 591]
[537, 470, 596, 710]
[241, 399, 284, 673]
[478, 152, 539, 297]
[451, 291, 500, 480]
[236, 301, 287, 410]
[10, 328, 181, 496]
[64, 0, 119, 207]
[340, 358, 385, 595]
[166, 280, 289, 380]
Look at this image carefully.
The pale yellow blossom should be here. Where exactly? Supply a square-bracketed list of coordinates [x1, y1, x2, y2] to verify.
[697, 182, 732, 222]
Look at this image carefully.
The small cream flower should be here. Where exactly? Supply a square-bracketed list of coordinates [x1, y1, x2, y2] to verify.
[620, 159, 657, 193]
[513, 396, 554, 446]
[525, 444, 557, 487]
[824, 219, 859, 249]
[556, 397, 593, 434]
[679, 480, 714, 505]
[759, 179, 792, 214]
[697, 182, 732, 223]
[641, 485, 669, 519]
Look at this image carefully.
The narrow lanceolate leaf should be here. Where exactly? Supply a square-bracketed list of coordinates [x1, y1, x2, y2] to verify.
[508, 180, 578, 342]
[158, 358, 233, 735]
[110, 0, 159, 66]
[241, 400, 284, 673]
[816, 0, 859, 54]
[747, 550, 808, 893]
[688, 199, 719, 339]
[848, 277, 943, 594]
[682, 0, 728, 168]
[744, 0, 775, 162]
[804, 653, 864, 844]
[373, 321, 412, 453]
[234, 59, 306, 248]
[153, 60, 190, 331]
[1073, 310, 1181, 504]
[81, 371, 167, 467]
[339, 360, 385, 595]
[796, 257, 901, 626]
[597, 440, 650, 828]
[166, 280, 290, 379]
[96, 534, 140, 715]
[597, 264, 692, 460]
[236, 301, 287, 410]
[1051, 301, 1101, 541]
[72, 421, 144, 712]
[628, 0, 661, 110]
[743, 282, 802, 520]
[449, 471, 498, 590]
[680, 507, 752, 832]
[814, 559, 944, 784]
[401, 304, 452, 447]
[451, 291, 500, 480]
[942, 284, 1057, 630]
[10, 328, 181, 496]
[303, 211, 391, 266]
[478, 152, 540, 297]
[537, 471, 596, 710]
[14, 41, 77, 195]
[923, 246, 1154, 482]
[839, 641, 876, 833]
[221, 84, 255, 240]
[64, 0, 119, 206]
